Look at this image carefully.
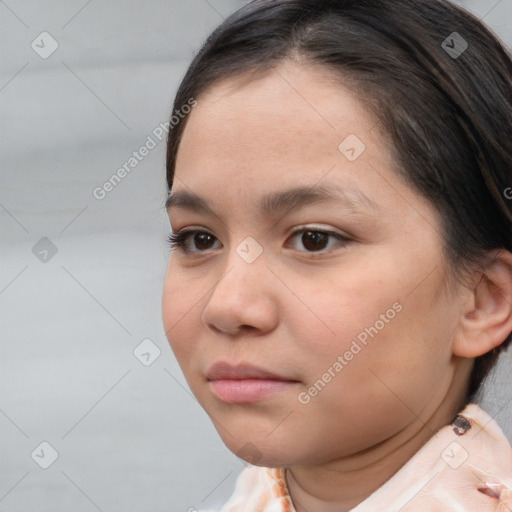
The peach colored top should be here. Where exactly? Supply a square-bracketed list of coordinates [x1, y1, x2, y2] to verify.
[201, 404, 512, 511]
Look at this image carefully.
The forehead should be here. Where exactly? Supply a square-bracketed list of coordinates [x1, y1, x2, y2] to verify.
[177, 61, 384, 168]
[172, 61, 406, 222]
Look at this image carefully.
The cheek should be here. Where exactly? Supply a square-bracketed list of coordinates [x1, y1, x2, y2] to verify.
[291, 252, 454, 392]
[289, 261, 403, 355]
[162, 264, 201, 362]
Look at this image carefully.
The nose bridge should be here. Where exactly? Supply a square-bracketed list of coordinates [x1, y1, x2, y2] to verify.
[215, 234, 268, 298]
[201, 235, 278, 334]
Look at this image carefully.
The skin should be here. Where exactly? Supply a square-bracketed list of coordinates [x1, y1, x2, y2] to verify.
[162, 61, 511, 511]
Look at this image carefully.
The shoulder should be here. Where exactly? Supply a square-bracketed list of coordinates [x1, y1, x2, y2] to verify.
[198, 465, 292, 512]
[353, 403, 512, 512]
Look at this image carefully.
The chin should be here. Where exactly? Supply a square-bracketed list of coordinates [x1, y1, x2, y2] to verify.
[218, 435, 299, 468]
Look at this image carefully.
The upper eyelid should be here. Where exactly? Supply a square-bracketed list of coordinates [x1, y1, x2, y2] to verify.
[172, 224, 349, 238]
[171, 226, 351, 250]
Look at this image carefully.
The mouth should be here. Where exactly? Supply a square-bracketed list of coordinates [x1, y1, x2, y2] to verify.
[206, 361, 300, 404]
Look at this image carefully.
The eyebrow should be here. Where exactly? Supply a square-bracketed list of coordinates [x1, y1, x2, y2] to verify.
[165, 184, 379, 218]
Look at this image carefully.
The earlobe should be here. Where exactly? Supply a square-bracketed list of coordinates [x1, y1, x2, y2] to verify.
[453, 250, 512, 358]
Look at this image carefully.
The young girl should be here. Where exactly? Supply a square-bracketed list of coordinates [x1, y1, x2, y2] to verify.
[162, 0, 512, 510]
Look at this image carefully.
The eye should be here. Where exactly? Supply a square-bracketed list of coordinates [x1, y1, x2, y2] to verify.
[166, 226, 351, 255]
[287, 227, 350, 253]
[167, 229, 220, 254]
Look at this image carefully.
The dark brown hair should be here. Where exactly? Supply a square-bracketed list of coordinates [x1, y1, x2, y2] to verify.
[166, 0, 512, 404]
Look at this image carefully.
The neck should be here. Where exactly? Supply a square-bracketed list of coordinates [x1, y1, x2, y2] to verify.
[285, 374, 470, 512]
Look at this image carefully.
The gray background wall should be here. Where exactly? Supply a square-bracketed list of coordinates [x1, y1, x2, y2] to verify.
[1, 1, 511, 511]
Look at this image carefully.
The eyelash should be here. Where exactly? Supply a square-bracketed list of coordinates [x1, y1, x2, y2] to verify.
[167, 227, 351, 256]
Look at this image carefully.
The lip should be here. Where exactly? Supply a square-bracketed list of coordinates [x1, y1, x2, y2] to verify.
[206, 361, 299, 404]
[207, 361, 293, 381]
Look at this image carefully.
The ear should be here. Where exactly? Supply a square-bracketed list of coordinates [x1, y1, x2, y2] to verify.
[453, 250, 512, 358]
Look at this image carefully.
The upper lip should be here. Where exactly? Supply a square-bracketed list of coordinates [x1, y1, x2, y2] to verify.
[206, 361, 295, 381]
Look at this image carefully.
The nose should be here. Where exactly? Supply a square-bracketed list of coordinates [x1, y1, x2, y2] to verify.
[201, 246, 280, 337]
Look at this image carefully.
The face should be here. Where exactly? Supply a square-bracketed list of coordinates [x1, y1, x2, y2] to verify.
[162, 61, 466, 468]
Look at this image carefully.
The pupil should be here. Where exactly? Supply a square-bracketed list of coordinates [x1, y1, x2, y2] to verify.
[303, 231, 327, 251]
[195, 233, 213, 250]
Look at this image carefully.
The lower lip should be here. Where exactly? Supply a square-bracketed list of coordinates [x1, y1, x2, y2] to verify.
[209, 378, 296, 404]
